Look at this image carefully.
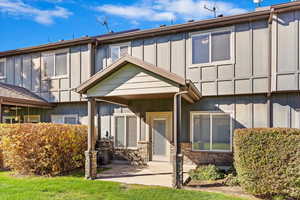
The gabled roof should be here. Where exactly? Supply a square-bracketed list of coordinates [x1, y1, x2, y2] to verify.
[76, 55, 201, 102]
[0, 82, 53, 108]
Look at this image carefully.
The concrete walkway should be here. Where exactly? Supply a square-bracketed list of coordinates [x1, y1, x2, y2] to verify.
[97, 161, 196, 187]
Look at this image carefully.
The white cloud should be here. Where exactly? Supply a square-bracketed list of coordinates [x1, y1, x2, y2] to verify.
[97, 4, 175, 22]
[96, 0, 248, 22]
[0, 0, 72, 25]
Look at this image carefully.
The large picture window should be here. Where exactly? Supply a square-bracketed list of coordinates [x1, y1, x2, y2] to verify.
[114, 114, 138, 148]
[191, 112, 232, 152]
[191, 28, 233, 65]
[43, 50, 68, 78]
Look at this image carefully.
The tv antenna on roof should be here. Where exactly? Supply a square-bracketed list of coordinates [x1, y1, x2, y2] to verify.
[204, 3, 217, 18]
[96, 16, 114, 33]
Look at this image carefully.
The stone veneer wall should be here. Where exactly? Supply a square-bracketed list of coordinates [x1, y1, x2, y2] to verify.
[180, 142, 233, 166]
[97, 140, 150, 166]
[97, 140, 232, 166]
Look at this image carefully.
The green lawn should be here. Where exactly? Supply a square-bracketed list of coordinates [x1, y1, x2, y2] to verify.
[0, 170, 246, 200]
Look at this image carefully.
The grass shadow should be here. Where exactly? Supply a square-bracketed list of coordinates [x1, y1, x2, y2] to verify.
[64, 167, 111, 178]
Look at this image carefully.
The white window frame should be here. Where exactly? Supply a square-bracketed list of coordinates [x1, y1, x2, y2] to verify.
[295, 109, 300, 128]
[189, 26, 235, 68]
[0, 58, 6, 79]
[51, 114, 78, 124]
[109, 42, 131, 63]
[42, 48, 69, 80]
[24, 115, 41, 123]
[112, 113, 140, 150]
[190, 111, 233, 152]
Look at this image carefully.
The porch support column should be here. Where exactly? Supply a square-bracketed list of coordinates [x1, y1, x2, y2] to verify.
[173, 91, 187, 189]
[85, 97, 97, 180]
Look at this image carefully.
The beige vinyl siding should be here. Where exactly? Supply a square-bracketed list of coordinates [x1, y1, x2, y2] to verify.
[22, 54, 32, 90]
[87, 63, 179, 97]
[273, 11, 300, 91]
[95, 19, 272, 96]
[32, 54, 41, 93]
[6, 57, 14, 85]
[1, 44, 91, 103]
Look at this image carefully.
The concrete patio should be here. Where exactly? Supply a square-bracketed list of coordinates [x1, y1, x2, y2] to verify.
[97, 161, 196, 187]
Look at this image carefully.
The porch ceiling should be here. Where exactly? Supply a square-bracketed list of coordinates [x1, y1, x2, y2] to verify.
[76, 55, 201, 105]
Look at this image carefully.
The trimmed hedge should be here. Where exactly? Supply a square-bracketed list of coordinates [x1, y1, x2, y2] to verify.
[234, 128, 300, 199]
[0, 123, 87, 176]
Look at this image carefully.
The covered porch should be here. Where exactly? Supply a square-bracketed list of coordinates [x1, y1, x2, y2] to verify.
[76, 55, 201, 188]
[0, 82, 53, 123]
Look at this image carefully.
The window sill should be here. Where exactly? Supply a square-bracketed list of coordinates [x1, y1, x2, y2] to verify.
[114, 147, 138, 150]
[188, 61, 235, 68]
[42, 75, 68, 81]
[191, 149, 232, 153]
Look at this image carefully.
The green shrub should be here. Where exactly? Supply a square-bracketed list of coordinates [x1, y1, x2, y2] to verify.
[234, 128, 300, 199]
[0, 123, 87, 176]
[188, 164, 224, 181]
[224, 173, 240, 186]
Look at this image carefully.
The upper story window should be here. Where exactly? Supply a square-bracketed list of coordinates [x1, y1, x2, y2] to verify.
[191, 27, 234, 66]
[110, 43, 130, 62]
[191, 112, 232, 152]
[42, 49, 68, 79]
[0, 58, 6, 79]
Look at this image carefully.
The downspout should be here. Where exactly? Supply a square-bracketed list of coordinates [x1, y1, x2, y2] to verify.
[267, 8, 274, 128]
[173, 90, 188, 189]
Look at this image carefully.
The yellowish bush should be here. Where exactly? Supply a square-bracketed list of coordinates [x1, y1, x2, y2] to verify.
[0, 123, 87, 176]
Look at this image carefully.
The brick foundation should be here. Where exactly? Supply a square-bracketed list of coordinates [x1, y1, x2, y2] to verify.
[97, 140, 232, 167]
[97, 140, 149, 166]
[180, 142, 233, 166]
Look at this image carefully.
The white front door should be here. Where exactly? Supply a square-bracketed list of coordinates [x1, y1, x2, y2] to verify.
[147, 112, 172, 162]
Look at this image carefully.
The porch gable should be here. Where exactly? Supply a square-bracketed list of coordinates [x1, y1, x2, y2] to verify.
[86, 63, 180, 97]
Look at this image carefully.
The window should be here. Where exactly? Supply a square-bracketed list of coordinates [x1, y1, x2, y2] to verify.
[0, 59, 6, 78]
[3, 116, 20, 124]
[110, 43, 129, 62]
[114, 114, 138, 148]
[191, 112, 232, 151]
[24, 115, 40, 123]
[51, 114, 78, 124]
[43, 50, 68, 78]
[191, 29, 232, 65]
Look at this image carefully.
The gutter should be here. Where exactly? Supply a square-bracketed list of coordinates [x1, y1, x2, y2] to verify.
[0, 38, 97, 58]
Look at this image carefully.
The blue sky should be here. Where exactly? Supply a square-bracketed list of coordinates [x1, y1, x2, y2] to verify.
[0, 0, 287, 51]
